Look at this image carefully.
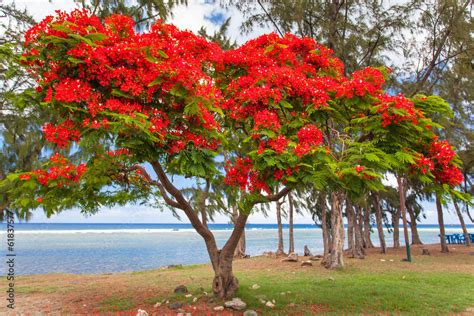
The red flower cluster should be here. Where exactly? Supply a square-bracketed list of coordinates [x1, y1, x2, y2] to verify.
[253, 110, 280, 131]
[376, 94, 421, 127]
[355, 165, 365, 173]
[413, 154, 434, 174]
[23, 154, 87, 187]
[294, 125, 323, 156]
[43, 120, 80, 148]
[224, 157, 269, 193]
[428, 141, 463, 186]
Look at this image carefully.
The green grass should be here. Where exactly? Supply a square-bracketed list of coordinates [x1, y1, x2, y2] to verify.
[230, 269, 474, 315]
[99, 295, 135, 312]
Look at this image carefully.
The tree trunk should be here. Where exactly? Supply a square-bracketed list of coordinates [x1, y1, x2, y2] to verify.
[363, 207, 374, 248]
[392, 208, 401, 248]
[346, 199, 354, 257]
[407, 207, 423, 245]
[209, 214, 249, 299]
[436, 194, 449, 253]
[355, 205, 365, 248]
[453, 198, 471, 247]
[319, 192, 330, 261]
[347, 200, 365, 259]
[276, 201, 285, 256]
[288, 193, 295, 254]
[372, 192, 387, 254]
[397, 176, 412, 261]
[232, 206, 247, 258]
[325, 192, 345, 269]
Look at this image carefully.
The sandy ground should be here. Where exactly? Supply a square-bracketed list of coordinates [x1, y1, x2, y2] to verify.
[2, 243, 473, 315]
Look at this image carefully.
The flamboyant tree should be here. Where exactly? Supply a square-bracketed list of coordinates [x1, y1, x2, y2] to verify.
[1, 9, 465, 297]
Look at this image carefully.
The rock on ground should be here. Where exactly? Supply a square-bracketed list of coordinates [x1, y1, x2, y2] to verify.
[174, 285, 188, 294]
[224, 297, 247, 311]
[213, 306, 224, 311]
[281, 252, 298, 262]
[243, 310, 258, 316]
[136, 309, 148, 316]
[301, 260, 313, 267]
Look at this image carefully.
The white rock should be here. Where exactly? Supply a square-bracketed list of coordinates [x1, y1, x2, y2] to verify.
[193, 297, 198, 303]
[185, 294, 193, 298]
[136, 309, 148, 316]
[380, 259, 386, 262]
[153, 302, 161, 308]
[265, 301, 275, 308]
[259, 298, 266, 304]
[224, 297, 247, 311]
[214, 306, 224, 311]
[251, 284, 260, 290]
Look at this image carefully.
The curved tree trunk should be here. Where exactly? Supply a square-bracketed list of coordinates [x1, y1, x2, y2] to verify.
[407, 207, 423, 245]
[319, 192, 330, 261]
[288, 193, 295, 254]
[232, 206, 247, 258]
[276, 200, 285, 256]
[372, 192, 387, 254]
[436, 194, 449, 253]
[347, 200, 365, 259]
[392, 208, 401, 248]
[453, 198, 471, 247]
[363, 207, 375, 248]
[325, 192, 345, 269]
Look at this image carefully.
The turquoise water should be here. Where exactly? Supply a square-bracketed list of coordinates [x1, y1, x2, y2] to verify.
[1, 223, 471, 275]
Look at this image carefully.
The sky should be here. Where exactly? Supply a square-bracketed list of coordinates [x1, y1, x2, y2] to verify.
[3, 0, 467, 225]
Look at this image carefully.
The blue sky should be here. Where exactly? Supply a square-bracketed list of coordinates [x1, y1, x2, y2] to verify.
[5, 0, 468, 225]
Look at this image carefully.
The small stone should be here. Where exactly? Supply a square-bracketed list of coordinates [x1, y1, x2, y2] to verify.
[380, 259, 386, 262]
[193, 297, 198, 303]
[422, 248, 430, 255]
[402, 275, 406, 280]
[153, 302, 161, 308]
[304, 245, 313, 257]
[389, 259, 394, 262]
[243, 310, 258, 316]
[174, 285, 188, 294]
[328, 277, 335, 281]
[280, 292, 286, 296]
[224, 297, 247, 311]
[203, 291, 208, 296]
[250, 283, 260, 290]
[165, 300, 169, 304]
[259, 298, 266, 304]
[169, 302, 184, 310]
[213, 306, 224, 311]
[265, 301, 275, 308]
[281, 252, 298, 262]
[136, 309, 148, 316]
[301, 260, 313, 267]
[185, 294, 193, 298]
[272, 299, 276, 304]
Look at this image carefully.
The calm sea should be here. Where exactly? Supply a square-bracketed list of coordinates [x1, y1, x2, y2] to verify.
[1, 223, 471, 275]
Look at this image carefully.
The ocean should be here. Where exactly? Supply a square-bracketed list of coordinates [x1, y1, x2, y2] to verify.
[1, 223, 472, 275]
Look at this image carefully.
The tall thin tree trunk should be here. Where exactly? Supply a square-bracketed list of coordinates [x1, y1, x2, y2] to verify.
[407, 208, 423, 245]
[346, 199, 354, 257]
[288, 193, 295, 254]
[436, 194, 449, 253]
[347, 200, 365, 259]
[372, 192, 387, 254]
[392, 208, 401, 248]
[397, 176, 411, 261]
[363, 207, 374, 248]
[325, 192, 345, 269]
[355, 205, 365, 248]
[276, 201, 285, 256]
[319, 192, 330, 261]
[453, 198, 471, 247]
